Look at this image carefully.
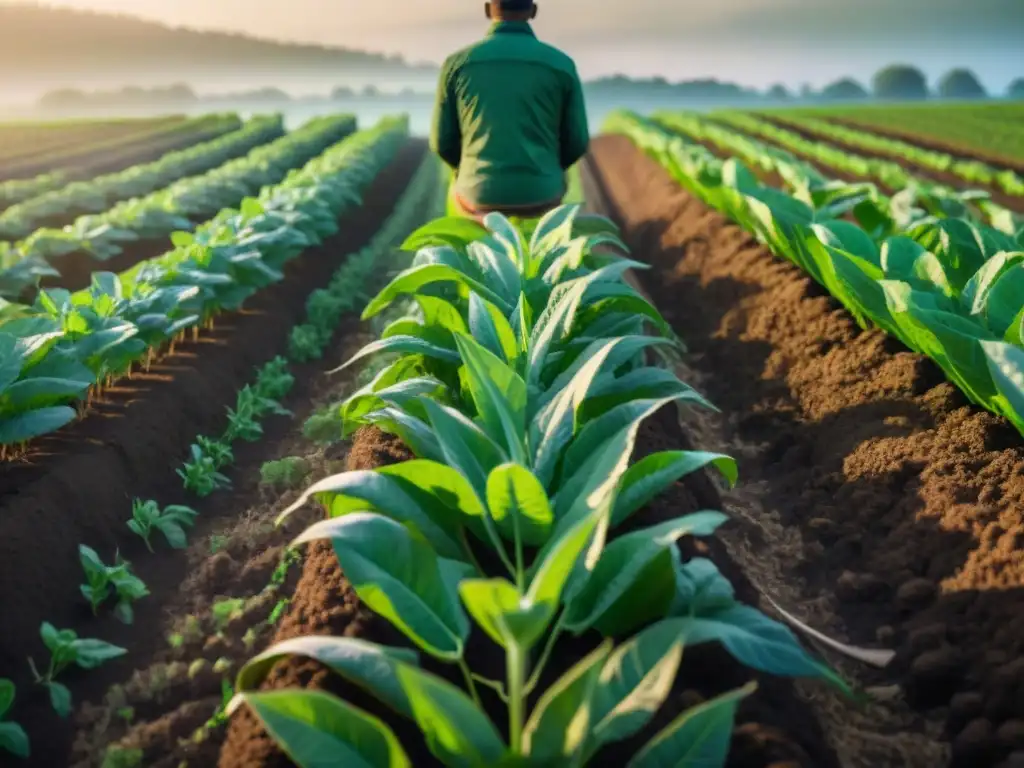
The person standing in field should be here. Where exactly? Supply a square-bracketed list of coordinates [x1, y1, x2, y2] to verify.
[430, 0, 590, 219]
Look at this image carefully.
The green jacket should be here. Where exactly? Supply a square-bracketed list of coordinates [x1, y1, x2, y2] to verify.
[430, 21, 590, 208]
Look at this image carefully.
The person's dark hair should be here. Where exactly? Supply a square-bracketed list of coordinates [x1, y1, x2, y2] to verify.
[485, 0, 537, 20]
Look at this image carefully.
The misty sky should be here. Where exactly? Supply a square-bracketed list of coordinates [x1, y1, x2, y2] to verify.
[28, 0, 1024, 88]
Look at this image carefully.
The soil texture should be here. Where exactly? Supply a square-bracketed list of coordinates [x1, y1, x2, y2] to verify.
[586, 134, 1024, 768]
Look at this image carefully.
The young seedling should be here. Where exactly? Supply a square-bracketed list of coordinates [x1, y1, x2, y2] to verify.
[223, 387, 264, 443]
[127, 499, 198, 551]
[196, 435, 233, 469]
[287, 324, 324, 362]
[0, 679, 29, 759]
[177, 444, 231, 497]
[255, 357, 295, 400]
[301, 406, 343, 444]
[79, 546, 149, 624]
[28, 623, 126, 717]
[259, 457, 312, 490]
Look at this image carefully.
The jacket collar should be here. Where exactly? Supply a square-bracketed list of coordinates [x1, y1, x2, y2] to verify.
[487, 21, 536, 37]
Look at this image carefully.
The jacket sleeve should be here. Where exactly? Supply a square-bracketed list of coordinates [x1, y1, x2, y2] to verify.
[560, 64, 590, 169]
[430, 61, 462, 169]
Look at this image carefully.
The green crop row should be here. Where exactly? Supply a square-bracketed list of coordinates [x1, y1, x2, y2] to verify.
[0, 115, 284, 241]
[224, 206, 845, 766]
[764, 113, 1024, 197]
[0, 116, 408, 451]
[783, 104, 1024, 164]
[0, 115, 243, 209]
[0, 114, 358, 299]
[705, 111, 1022, 232]
[653, 111, 1022, 237]
[610, 110, 1024, 437]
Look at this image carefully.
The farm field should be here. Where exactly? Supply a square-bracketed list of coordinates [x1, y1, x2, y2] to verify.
[0, 100, 1022, 768]
[770, 102, 1024, 170]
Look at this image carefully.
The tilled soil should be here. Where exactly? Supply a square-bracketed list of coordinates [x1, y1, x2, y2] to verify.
[0, 139, 426, 768]
[756, 113, 1024, 212]
[67, 315, 379, 768]
[217, 420, 840, 761]
[586, 134, 1024, 768]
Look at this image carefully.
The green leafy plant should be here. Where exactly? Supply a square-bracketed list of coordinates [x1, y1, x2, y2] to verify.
[127, 498, 198, 551]
[79, 545, 149, 624]
[28, 623, 126, 717]
[260, 457, 312, 490]
[0, 679, 29, 759]
[196, 436, 233, 469]
[0, 116, 410, 451]
[228, 209, 844, 766]
[177, 443, 232, 496]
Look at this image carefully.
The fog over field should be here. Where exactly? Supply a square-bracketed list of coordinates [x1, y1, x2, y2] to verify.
[1, 0, 1021, 107]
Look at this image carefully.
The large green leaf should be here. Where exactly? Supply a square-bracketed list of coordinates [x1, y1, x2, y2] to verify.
[453, 334, 527, 463]
[486, 463, 554, 547]
[881, 237, 954, 298]
[674, 606, 846, 688]
[328, 335, 461, 375]
[395, 663, 508, 767]
[529, 337, 622, 486]
[294, 513, 472, 660]
[980, 340, 1024, 432]
[468, 292, 518, 363]
[413, 294, 471, 336]
[0, 333, 23, 392]
[234, 637, 419, 717]
[401, 216, 490, 252]
[612, 451, 738, 528]
[229, 690, 410, 768]
[458, 578, 548, 652]
[277, 469, 464, 560]
[521, 493, 612, 648]
[627, 683, 755, 768]
[522, 641, 612, 765]
[422, 398, 508, 509]
[563, 512, 727, 636]
[581, 619, 688, 760]
[0, 405, 78, 444]
[362, 264, 511, 319]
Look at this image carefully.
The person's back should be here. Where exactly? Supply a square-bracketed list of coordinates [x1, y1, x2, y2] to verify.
[430, 0, 590, 216]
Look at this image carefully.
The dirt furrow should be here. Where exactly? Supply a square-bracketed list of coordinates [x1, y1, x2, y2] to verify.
[585, 134, 1024, 768]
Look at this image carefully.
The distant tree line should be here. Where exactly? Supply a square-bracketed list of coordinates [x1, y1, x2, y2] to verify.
[36, 65, 1024, 111]
[768, 66, 1021, 102]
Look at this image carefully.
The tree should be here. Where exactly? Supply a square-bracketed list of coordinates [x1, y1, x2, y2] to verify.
[820, 77, 869, 101]
[1007, 78, 1024, 99]
[766, 84, 791, 101]
[938, 68, 987, 99]
[872, 64, 929, 100]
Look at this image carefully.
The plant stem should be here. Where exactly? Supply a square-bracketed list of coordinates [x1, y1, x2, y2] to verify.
[525, 615, 565, 695]
[458, 658, 482, 708]
[472, 673, 509, 702]
[458, 528, 486, 576]
[508, 644, 526, 753]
